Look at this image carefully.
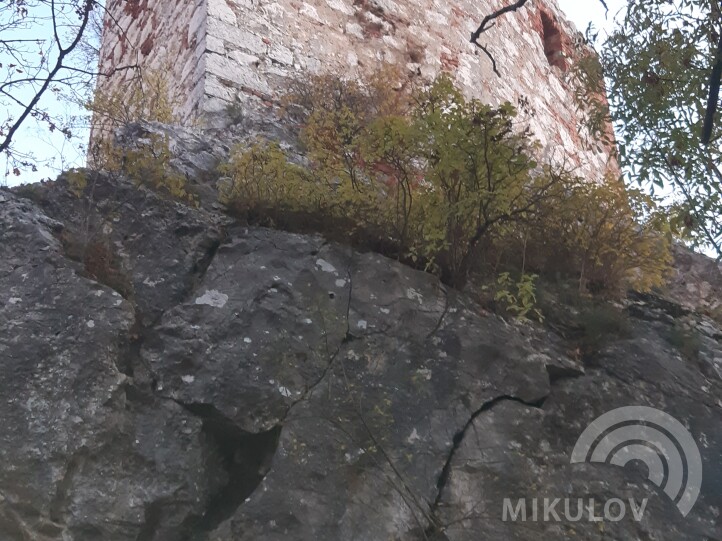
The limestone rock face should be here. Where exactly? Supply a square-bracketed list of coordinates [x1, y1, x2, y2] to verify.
[0, 189, 214, 539]
[1, 176, 721, 541]
[667, 243, 722, 317]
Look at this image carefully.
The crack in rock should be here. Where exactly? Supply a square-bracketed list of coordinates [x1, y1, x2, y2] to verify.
[49, 451, 86, 525]
[545, 363, 585, 385]
[426, 394, 547, 536]
[183, 233, 225, 306]
[284, 261, 355, 416]
[173, 401, 282, 541]
[135, 500, 165, 541]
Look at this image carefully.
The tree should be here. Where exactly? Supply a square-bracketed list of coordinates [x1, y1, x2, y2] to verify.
[0, 0, 136, 181]
[600, 0, 722, 257]
[472, 0, 722, 258]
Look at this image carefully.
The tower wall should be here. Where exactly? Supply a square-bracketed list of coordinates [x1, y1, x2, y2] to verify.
[95, 0, 207, 125]
[96, 0, 615, 181]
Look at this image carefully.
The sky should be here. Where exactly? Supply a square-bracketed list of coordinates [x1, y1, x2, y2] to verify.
[0, 1, 98, 187]
[558, 0, 627, 34]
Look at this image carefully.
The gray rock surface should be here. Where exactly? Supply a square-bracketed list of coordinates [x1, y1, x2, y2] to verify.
[15, 171, 227, 327]
[666, 243, 722, 317]
[0, 190, 214, 540]
[1, 177, 720, 540]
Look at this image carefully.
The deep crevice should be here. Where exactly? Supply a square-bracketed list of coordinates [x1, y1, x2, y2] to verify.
[187, 233, 224, 296]
[48, 452, 86, 524]
[175, 402, 282, 540]
[425, 394, 546, 537]
[545, 363, 585, 386]
[56, 227, 136, 302]
[116, 316, 144, 378]
[118, 228, 226, 382]
[135, 500, 164, 541]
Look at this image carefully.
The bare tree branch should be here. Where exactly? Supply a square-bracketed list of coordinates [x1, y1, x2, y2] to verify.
[0, 0, 93, 157]
[469, 0, 614, 77]
[468, 0, 531, 77]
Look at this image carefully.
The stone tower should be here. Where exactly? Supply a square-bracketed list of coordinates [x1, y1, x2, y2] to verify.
[95, 0, 615, 180]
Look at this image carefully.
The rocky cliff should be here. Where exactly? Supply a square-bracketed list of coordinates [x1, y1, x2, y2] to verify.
[1, 166, 721, 541]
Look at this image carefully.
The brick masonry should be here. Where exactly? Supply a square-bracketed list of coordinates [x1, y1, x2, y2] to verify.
[96, 0, 616, 181]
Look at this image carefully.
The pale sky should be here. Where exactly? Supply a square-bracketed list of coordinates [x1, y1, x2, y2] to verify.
[558, 0, 627, 34]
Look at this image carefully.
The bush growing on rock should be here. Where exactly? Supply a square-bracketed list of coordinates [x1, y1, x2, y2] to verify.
[83, 67, 195, 204]
[68, 133, 194, 204]
[221, 69, 672, 297]
[88, 65, 181, 141]
[493, 178, 674, 296]
[219, 139, 317, 223]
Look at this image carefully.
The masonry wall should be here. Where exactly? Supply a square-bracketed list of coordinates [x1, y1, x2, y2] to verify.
[95, 0, 615, 181]
[202, 0, 614, 180]
[95, 0, 207, 126]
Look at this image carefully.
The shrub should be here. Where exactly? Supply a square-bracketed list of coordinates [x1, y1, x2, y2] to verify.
[222, 67, 672, 296]
[88, 65, 181, 141]
[119, 134, 195, 203]
[492, 272, 544, 322]
[509, 178, 673, 295]
[219, 140, 317, 223]
[85, 66, 194, 203]
[226, 72, 563, 287]
[84, 131, 195, 204]
[65, 168, 88, 197]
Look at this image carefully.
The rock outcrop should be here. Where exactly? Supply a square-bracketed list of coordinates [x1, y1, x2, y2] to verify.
[1, 174, 720, 540]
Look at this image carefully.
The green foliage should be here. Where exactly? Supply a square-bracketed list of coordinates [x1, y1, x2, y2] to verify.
[88, 66, 182, 139]
[222, 68, 672, 295]
[514, 177, 674, 294]
[83, 66, 194, 203]
[407, 77, 550, 284]
[219, 140, 315, 221]
[121, 134, 195, 203]
[577, 303, 631, 354]
[88, 132, 195, 204]
[228, 72, 558, 286]
[493, 272, 544, 322]
[65, 169, 88, 197]
[583, 0, 722, 256]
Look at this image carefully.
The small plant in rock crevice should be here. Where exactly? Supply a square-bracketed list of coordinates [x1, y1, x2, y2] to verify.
[491, 272, 544, 323]
[664, 322, 701, 362]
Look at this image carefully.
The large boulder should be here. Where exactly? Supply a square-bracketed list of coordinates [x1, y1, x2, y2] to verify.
[15, 172, 227, 328]
[1, 181, 720, 541]
[0, 191, 217, 540]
